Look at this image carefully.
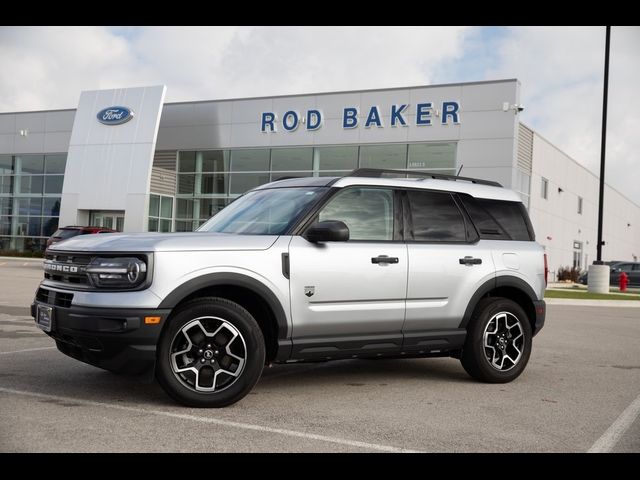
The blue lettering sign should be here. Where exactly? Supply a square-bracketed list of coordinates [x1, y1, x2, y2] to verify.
[416, 103, 433, 126]
[260, 100, 461, 132]
[442, 101, 460, 124]
[365, 106, 383, 128]
[390, 104, 408, 127]
[282, 111, 299, 131]
[306, 109, 322, 130]
[261, 112, 276, 132]
[343, 107, 359, 129]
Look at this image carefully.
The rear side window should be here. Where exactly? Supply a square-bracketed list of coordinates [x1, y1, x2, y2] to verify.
[460, 195, 534, 241]
[407, 190, 467, 242]
[52, 229, 80, 239]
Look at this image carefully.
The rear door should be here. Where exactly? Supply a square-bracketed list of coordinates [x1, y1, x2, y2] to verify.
[403, 190, 495, 346]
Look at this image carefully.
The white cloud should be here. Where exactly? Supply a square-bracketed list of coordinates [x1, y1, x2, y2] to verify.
[485, 26, 640, 204]
[0, 26, 470, 110]
[0, 25, 638, 204]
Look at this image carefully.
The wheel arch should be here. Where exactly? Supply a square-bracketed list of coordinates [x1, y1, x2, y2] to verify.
[460, 276, 539, 335]
[158, 273, 291, 362]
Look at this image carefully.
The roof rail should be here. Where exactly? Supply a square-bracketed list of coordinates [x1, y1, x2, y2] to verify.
[347, 168, 502, 187]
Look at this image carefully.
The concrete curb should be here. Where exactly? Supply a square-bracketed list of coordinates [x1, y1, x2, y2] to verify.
[545, 298, 640, 308]
[0, 256, 43, 262]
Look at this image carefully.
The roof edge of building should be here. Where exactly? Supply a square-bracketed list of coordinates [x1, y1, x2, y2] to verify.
[0, 79, 519, 115]
[163, 78, 520, 106]
[523, 121, 640, 210]
[0, 107, 76, 116]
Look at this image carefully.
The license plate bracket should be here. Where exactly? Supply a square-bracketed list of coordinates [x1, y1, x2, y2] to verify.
[36, 305, 54, 333]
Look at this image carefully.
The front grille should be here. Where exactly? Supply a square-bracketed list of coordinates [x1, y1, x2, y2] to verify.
[43, 253, 92, 286]
[36, 287, 74, 308]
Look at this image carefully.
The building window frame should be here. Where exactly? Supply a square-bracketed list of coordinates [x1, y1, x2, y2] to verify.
[577, 196, 583, 215]
[148, 193, 174, 232]
[541, 177, 548, 200]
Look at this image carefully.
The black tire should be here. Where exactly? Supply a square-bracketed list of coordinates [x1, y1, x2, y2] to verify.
[156, 297, 265, 407]
[461, 297, 532, 383]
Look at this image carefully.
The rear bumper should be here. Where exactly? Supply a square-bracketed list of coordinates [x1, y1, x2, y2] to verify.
[31, 301, 171, 374]
[532, 300, 546, 336]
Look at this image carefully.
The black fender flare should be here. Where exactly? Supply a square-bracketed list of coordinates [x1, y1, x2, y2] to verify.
[158, 272, 289, 341]
[459, 275, 539, 329]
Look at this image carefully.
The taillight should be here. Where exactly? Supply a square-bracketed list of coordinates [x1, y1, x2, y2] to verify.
[543, 253, 548, 285]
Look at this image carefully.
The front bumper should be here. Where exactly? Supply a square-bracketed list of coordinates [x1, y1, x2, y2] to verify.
[31, 300, 171, 374]
[532, 299, 546, 336]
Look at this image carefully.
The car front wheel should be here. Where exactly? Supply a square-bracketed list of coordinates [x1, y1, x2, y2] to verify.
[156, 297, 265, 407]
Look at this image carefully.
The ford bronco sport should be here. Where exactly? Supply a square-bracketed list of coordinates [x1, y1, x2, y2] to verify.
[32, 168, 546, 407]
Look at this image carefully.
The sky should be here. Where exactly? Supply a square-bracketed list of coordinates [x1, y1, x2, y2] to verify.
[1, 26, 638, 203]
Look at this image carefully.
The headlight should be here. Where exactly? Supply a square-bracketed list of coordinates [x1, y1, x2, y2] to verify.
[86, 257, 147, 289]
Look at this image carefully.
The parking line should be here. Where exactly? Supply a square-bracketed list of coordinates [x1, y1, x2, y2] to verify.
[588, 392, 640, 453]
[0, 346, 56, 355]
[0, 387, 422, 452]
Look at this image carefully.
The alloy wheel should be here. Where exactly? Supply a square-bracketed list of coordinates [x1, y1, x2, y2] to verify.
[170, 316, 247, 393]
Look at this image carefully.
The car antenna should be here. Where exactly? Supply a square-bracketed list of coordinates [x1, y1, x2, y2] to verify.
[457, 164, 464, 176]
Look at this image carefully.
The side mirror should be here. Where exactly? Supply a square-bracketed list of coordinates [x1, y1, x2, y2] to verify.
[304, 221, 350, 243]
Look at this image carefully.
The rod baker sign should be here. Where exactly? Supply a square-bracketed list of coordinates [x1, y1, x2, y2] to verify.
[260, 102, 460, 132]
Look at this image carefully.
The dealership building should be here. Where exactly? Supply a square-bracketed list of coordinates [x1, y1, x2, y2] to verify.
[1, 79, 639, 274]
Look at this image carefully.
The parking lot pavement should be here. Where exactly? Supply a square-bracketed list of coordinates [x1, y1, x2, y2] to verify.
[1, 263, 638, 452]
[0, 258, 43, 316]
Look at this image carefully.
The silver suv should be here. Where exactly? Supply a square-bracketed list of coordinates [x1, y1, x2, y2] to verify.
[32, 168, 547, 407]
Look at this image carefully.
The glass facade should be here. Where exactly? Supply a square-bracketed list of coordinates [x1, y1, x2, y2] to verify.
[148, 194, 174, 232]
[0, 154, 65, 253]
[175, 142, 456, 231]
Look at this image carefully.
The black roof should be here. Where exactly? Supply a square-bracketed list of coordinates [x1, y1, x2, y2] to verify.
[253, 176, 339, 189]
[253, 168, 502, 190]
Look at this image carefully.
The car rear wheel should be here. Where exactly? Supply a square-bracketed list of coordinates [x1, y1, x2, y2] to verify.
[460, 297, 532, 383]
[156, 297, 265, 407]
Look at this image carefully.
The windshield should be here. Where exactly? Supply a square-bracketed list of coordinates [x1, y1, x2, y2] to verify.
[198, 187, 325, 235]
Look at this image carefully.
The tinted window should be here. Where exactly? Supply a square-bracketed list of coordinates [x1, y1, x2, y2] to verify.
[407, 191, 466, 242]
[319, 187, 394, 241]
[460, 195, 533, 241]
[53, 229, 80, 239]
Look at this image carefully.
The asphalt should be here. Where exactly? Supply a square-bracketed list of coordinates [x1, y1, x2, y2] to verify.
[0, 258, 638, 452]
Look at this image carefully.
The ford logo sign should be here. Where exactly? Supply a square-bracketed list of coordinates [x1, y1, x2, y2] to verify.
[96, 106, 134, 125]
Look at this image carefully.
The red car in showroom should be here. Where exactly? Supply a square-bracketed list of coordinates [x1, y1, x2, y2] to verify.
[46, 226, 116, 249]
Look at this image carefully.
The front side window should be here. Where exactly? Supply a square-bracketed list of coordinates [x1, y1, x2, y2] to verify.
[198, 187, 324, 235]
[407, 190, 466, 242]
[318, 187, 394, 241]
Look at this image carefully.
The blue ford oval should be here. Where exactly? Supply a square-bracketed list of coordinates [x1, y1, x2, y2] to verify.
[96, 106, 134, 125]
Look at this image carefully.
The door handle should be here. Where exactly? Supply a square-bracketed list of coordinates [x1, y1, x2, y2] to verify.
[459, 256, 482, 265]
[372, 255, 399, 265]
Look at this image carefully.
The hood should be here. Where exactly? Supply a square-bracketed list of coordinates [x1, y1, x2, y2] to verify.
[47, 232, 280, 253]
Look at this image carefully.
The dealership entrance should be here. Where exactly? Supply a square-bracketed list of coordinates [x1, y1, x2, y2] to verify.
[89, 211, 124, 232]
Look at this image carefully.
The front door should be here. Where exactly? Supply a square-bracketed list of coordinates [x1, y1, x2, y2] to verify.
[288, 187, 407, 358]
[90, 211, 125, 231]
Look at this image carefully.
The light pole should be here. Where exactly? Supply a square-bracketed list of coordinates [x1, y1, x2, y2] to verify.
[588, 25, 611, 293]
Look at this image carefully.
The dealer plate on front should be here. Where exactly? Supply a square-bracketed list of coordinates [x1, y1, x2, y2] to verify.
[36, 305, 54, 333]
